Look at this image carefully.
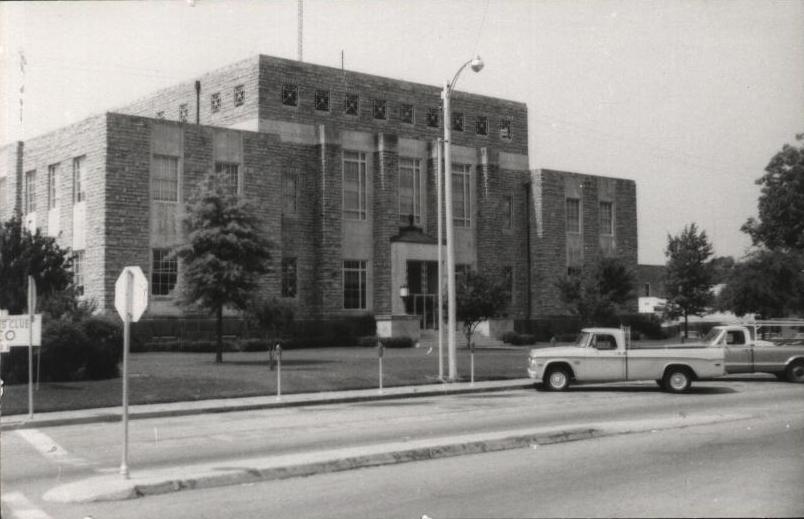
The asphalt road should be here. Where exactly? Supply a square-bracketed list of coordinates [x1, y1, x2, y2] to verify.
[2, 376, 803, 518]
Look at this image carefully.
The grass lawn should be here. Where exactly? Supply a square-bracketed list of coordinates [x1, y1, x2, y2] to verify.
[1, 345, 531, 416]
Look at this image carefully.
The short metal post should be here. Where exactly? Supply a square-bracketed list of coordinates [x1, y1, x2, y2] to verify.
[275, 343, 282, 401]
[470, 343, 475, 387]
[377, 338, 384, 394]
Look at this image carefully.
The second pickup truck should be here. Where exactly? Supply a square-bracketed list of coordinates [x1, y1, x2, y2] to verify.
[527, 327, 725, 393]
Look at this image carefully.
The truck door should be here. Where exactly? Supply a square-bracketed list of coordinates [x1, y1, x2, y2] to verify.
[575, 333, 627, 382]
[724, 329, 752, 373]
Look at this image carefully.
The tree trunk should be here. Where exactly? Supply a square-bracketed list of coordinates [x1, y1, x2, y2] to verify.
[683, 311, 689, 340]
[215, 305, 223, 363]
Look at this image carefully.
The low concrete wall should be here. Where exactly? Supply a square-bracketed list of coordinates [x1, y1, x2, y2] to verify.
[477, 318, 514, 339]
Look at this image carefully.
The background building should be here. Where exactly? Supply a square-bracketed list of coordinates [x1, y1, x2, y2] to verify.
[0, 54, 637, 332]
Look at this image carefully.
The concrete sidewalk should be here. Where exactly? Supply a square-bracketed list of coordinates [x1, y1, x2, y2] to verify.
[0, 378, 536, 431]
[41, 412, 752, 504]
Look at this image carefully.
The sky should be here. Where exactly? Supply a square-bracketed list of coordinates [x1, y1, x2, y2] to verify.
[1, 0, 802, 265]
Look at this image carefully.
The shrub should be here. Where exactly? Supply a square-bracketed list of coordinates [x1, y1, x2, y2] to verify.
[82, 316, 123, 380]
[501, 331, 537, 346]
[358, 336, 381, 348]
[40, 320, 90, 382]
[380, 337, 414, 348]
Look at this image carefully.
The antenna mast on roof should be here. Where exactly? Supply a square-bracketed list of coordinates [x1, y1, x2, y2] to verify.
[297, 0, 303, 62]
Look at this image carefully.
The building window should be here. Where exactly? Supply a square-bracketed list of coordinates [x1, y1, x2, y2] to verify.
[152, 155, 179, 202]
[282, 170, 298, 215]
[215, 162, 240, 195]
[179, 103, 189, 122]
[399, 103, 414, 124]
[24, 170, 36, 214]
[343, 260, 367, 309]
[499, 118, 512, 141]
[399, 158, 421, 224]
[503, 266, 513, 303]
[282, 258, 297, 298]
[211, 92, 221, 113]
[644, 283, 651, 297]
[151, 248, 178, 296]
[566, 198, 581, 233]
[282, 84, 298, 107]
[72, 156, 86, 203]
[452, 163, 471, 227]
[344, 92, 359, 116]
[73, 250, 85, 295]
[476, 116, 488, 136]
[456, 264, 471, 284]
[343, 151, 367, 220]
[315, 89, 330, 112]
[568, 266, 582, 277]
[373, 99, 387, 120]
[452, 112, 464, 132]
[502, 194, 513, 230]
[599, 201, 614, 235]
[234, 85, 245, 107]
[48, 164, 59, 210]
[426, 107, 440, 128]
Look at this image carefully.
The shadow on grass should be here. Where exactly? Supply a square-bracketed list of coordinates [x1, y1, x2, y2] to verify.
[214, 359, 337, 367]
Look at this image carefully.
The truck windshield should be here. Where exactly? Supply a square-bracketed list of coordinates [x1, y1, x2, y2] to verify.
[703, 328, 722, 345]
[574, 332, 592, 348]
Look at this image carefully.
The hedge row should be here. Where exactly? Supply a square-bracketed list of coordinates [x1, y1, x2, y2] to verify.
[515, 314, 670, 341]
[1, 316, 122, 384]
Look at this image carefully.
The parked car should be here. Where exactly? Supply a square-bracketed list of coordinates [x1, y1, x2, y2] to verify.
[696, 325, 804, 382]
[527, 327, 725, 393]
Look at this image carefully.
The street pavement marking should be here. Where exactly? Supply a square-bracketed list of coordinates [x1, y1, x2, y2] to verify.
[14, 429, 92, 468]
[2, 491, 53, 519]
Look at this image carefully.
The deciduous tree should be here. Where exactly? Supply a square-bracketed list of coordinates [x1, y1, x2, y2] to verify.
[556, 257, 635, 326]
[456, 270, 510, 351]
[177, 172, 273, 363]
[664, 224, 714, 337]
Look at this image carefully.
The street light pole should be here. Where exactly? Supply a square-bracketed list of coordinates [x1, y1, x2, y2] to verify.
[442, 56, 484, 381]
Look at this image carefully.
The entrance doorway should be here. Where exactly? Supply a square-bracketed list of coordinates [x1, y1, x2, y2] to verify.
[406, 260, 439, 329]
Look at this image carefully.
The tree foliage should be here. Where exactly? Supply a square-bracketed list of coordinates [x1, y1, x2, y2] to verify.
[176, 172, 273, 363]
[456, 270, 510, 350]
[717, 250, 804, 318]
[246, 296, 295, 370]
[664, 223, 714, 336]
[741, 134, 804, 251]
[0, 216, 75, 314]
[556, 257, 635, 326]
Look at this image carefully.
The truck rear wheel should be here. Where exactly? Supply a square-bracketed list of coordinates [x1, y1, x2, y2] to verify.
[544, 367, 570, 391]
[662, 367, 692, 393]
[786, 360, 804, 383]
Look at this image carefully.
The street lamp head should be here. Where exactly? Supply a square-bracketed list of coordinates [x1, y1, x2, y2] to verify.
[470, 56, 484, 73]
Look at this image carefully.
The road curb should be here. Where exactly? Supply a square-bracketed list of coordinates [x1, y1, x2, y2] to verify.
[1, 381, 536, 431]
[43, 427, 600, 504]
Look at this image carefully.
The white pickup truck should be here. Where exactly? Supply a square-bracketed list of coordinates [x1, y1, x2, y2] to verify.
[694, 325, 804, 382]
[527, 327, 725, 393]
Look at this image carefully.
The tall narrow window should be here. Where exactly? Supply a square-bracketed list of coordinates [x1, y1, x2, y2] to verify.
[599, 201, 614, 235]
[503, 266, 513, 303]
[151, 248, 178, 296]
[426, 107, 440, 128]
[282, 84, 299, 107]
[178, 103, 189, 122]
[452, 163, 471, 227]
[343, 260, 367, 309]
[215, 162, 240, 195]
[343, 151, 367, 220]
[373, 99, 387, 120]
[48, 164, 59, 210]
[315, 89, 330, 112]
[452, 112, 464, 132]
[283, 170, 298, 215]
[73, 250, 85, 295]
[344, 93, 359, 116]
[73, 156, 86, 203]
[399, 103, 414, 124]
[152, 155, 179, 201]
[398, 158, 421, 224]
[476, 116, 488, 136]
[566, 198, 581, 233]
[282, 258, 297, 298]
[499, 118, 512, 141]
[502, 194, 513, 230]
[24, 170, 36, 214]
[211, 92, 221, 113]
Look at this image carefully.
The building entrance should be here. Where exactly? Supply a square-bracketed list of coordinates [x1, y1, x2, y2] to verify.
[405, 260, 439, 329]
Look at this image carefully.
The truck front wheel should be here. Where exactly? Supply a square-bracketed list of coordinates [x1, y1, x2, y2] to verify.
[786, 360, 804, 383]
[662, 367, 692, 393]
[544, 367, 571, 391]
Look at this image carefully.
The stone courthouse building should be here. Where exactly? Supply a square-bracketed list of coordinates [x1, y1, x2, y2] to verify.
[0, 54, 637, 332]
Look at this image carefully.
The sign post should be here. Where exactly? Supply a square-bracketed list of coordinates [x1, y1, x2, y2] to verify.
[27, 276, 36, 419]
[115, 266, 148, 479]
